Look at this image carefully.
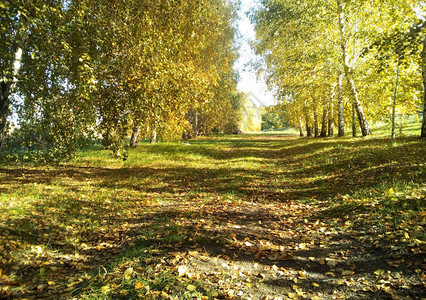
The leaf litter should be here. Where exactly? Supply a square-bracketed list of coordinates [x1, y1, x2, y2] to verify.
[0, 135, 425, 299]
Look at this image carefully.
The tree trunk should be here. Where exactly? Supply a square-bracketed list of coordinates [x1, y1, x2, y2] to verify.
[305, 113, 312, 136]
[350, 79, 371, 136]
[102, 127, 113, 148]
[150, 130, 157, 144]
[337, 74, 345, 136]
[328, 97, 334, 136]
[337, 0, 370, 136]
[130, 125, 140, 147]
[195, 111, 199, 135]
[391, 61, 400, 139]
[320, 106, 328, 137]
[299, 117, 304, 137]
[0, 47, 23, 144]
[352, 102, 357, 137]
[421, 36, 426, 138]
[305, 113, 312, 137]
[314, 109, 319, 138]
[0, 82, 12, 144]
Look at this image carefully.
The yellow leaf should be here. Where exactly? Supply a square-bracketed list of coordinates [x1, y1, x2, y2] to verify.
[135, 282, 145, 290]
[312, 282, 319, 287]
[47, 281, 55, 286]
[374, 269, 385, 276]
[187, 284, 196, 291]
[101, 285, 111, 294]
[120, 290, 129, 296]
[160, 291, 169, 298]
[124, 267, 134, 280]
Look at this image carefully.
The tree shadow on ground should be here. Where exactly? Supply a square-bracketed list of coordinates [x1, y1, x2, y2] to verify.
[0, 135, 424, 299]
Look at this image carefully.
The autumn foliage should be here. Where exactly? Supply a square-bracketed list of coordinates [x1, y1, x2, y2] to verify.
[0, 0, 244, 161]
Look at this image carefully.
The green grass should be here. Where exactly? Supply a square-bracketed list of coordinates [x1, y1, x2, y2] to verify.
[371, 115, 422, 137]
[0, 124, 425, 299]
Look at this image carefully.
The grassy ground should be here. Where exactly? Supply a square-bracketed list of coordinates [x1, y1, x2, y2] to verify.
[0, 123, 425, 299]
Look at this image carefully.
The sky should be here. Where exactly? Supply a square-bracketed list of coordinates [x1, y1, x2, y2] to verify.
[234, 0, 275, 107]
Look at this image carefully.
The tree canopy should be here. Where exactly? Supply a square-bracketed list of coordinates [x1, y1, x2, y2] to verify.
[251, 0, 425, 138]
[1, 0, 244, 161]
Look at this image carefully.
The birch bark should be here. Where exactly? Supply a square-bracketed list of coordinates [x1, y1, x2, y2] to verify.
[391, 61, 400, 139]
[337, 0, 371, 136]
[337, 74, 345, 136]
[0, 46, 23, 144]
[421, 36, 426, 138]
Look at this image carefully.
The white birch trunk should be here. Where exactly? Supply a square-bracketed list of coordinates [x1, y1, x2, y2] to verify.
[391, 62, 400, 139]
[421, 36, 426, 138]
[337, 74, 344, 136]
[0, 46, 23, 143]
[337, 0, 371, 136]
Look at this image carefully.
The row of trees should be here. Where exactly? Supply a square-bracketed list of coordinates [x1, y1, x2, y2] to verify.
[252, 0, 426, 138]
[0, 0, 244, 160]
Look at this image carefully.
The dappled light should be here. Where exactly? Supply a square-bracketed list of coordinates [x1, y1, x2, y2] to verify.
[1, 134, 425, 299]
[1, 0, 425, 298]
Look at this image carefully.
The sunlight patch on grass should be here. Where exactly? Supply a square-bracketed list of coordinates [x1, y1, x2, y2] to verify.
[1, 132, 425, 299]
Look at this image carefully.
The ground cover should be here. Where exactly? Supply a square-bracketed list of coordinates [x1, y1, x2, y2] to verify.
[0, 129, 425, 299]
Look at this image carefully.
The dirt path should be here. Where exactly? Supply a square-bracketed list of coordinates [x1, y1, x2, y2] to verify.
[131, 199, 424, 299]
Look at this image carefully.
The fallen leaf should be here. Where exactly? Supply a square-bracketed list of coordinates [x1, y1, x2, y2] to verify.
[101, 285, 111, 294]
[178, 265, 187, 277]
[187, 284, 196, 291]
[124, 267, 134, 280]
[135, 282, 145, 290]
[160, 291, 169, 298]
